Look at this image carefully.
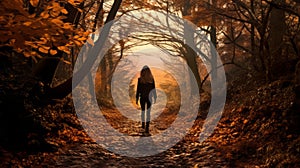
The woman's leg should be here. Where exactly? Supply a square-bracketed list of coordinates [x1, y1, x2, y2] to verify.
[145, 99, 152, 133]
[146, 99, 152, 122]
[140, 98, 146, 128]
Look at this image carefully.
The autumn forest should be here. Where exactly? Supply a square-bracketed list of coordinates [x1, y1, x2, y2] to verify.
[0, 0, 300, 167]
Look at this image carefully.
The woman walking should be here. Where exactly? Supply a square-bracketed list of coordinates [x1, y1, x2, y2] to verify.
[136, 65, 157, 134]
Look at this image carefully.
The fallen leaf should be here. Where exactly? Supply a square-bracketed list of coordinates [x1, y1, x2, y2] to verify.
[51, 18, 63, 25]
[23, 21, 32, 26]
[50, 49, 57, 55]
[63, 23, 73, 30]
[30, 0, 39, 7]
[39, 11, 49, 19]
[38, 47, 49, 54]
[61, 9, 68, 14]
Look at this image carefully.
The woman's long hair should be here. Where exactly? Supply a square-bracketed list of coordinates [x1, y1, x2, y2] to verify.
[140, 65, 154, 84]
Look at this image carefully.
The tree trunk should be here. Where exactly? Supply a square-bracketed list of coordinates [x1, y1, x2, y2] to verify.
[210, 0, 217, 80]
[43, 0, 123, 100]
[250, 0, 258, 71]
[269, 1, 286, 79]
[182, 0, 202, 95]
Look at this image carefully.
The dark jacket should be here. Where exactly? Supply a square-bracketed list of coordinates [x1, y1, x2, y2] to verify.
[136, 78, 157, 101]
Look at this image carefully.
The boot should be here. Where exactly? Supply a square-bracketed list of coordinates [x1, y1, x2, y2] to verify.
[145, 122, 150, 133]
[142, 122, 145, 129]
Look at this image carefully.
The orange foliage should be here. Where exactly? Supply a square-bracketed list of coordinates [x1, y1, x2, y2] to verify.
[0, 0, 90, 59]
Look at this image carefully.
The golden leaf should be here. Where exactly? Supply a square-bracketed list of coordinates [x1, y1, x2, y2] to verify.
[40, 37, 47, 42]
[58, 46, 70, 54]
[36, 37, 47, 45]
[61, 9, 68, 14]
[40, 12, 50, 19]
[57, 46, 67, 51]
[30, 0, 39, 7]
[31, 51, 37, 56]
[83, 31, 91, 36]
[65, 42, 72, 47]
[41, 46, 50, 50]
[74, 40, 81, 46]
[38, 47, 49, 54]
[78, 37, 87, 41]
[68, 0, 83, 6]
[31, 44, 39, 49]
[58, 29, 64, 34]
[57, 16, 67, 20]
[63, 23, 73, 30]
[46, 6, 53, 10]
[24, 41, 33, 46]
[51, 18, 63, 25]
[62, 59, 71, 64]
[50, 10, 61, 17]
[64, 50, 71, 55]
[23, 21, 32, 26]
[28, 14, 36, 18]
[50, 49, 57, 55]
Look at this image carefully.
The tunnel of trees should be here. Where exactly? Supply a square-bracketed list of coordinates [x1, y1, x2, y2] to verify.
[0, 0, 300, 167]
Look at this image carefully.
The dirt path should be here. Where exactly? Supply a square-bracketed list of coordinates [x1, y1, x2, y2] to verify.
[51, 106, 229, 168]
[54, 141, 227, 168]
